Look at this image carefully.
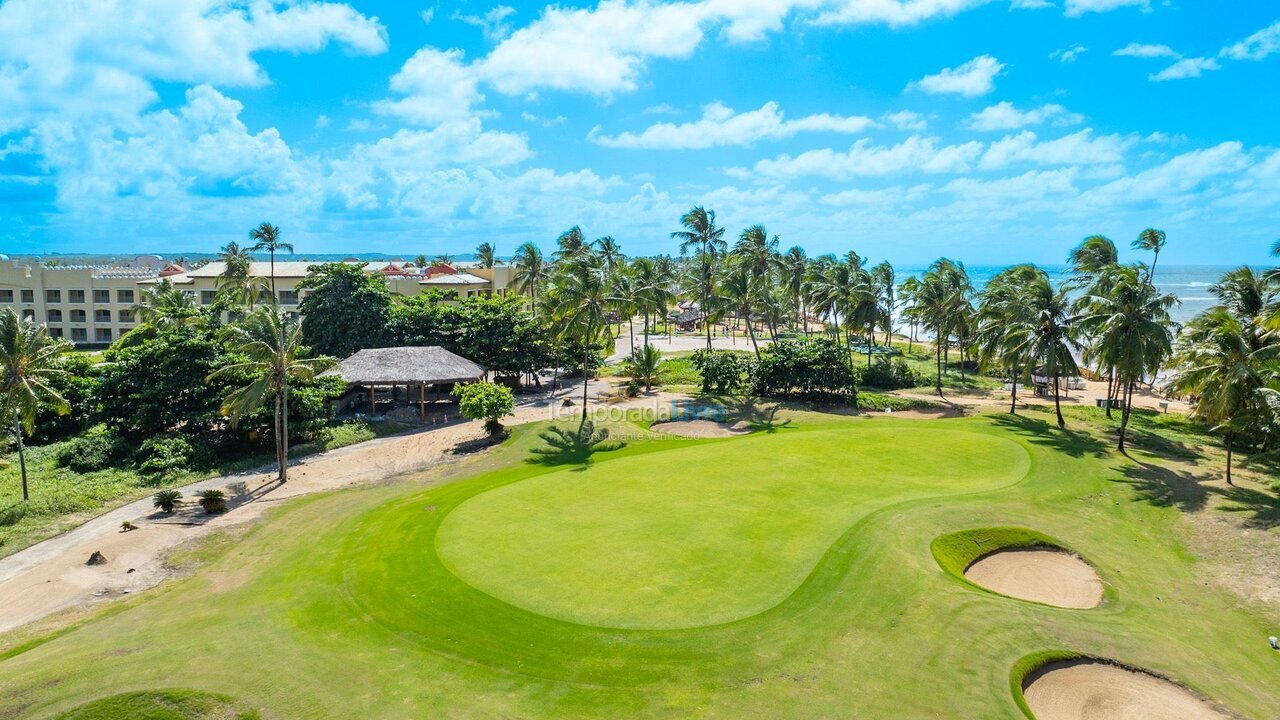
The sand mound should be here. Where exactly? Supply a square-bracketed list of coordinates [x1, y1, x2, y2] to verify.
[964, 548, 1102, 609]
[650, 419, 751, 438]
[1023, 660, 1231, 720]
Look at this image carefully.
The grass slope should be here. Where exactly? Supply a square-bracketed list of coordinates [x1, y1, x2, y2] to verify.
[0, 413, 1276, 719]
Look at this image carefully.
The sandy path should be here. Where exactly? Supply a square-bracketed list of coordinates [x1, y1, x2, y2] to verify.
[964, 548, 1103, 609]
[1022, 660, 1231, 720]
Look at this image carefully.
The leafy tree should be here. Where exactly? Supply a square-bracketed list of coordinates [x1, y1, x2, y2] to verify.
[751, 337, 856, 403]
[29, 352, 97, 445]
[209, 309, 336, 483]
[297, 263, 391, 358]
[690, 349, 750, 394]
[0, 309, 72, 501]
[388, 294, 553, 381]
[453, 381, 515, 435]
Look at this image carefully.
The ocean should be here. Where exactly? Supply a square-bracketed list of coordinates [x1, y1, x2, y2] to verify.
[894, 264, 1247, 328]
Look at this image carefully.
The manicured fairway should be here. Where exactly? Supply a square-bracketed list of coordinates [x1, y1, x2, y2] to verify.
[0, 413, 1277, 719]
[437, 427, 1029, 627]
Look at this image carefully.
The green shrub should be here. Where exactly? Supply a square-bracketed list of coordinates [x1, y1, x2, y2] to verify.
[750, 338, 855, 403]
[690, 349, 751, 394]
[858, 358, 921, 390]
[198, 489, 227, 514]
[136, 435, 214, 478]
[54, 431, 128, 473]
[153, 489, 182, 513]
[453, 381, 516, 436]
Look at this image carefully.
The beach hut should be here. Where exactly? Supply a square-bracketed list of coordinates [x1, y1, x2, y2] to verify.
[322, 346, 486, 419]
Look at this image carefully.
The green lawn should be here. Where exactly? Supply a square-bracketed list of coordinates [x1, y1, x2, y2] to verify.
[0, 413, 1276, 719]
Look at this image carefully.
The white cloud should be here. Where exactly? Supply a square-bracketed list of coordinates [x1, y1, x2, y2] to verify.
[1010, 0, 1054, 9]
[820, 184, 932, 206]
[1221, 20, 1280, 61]
[1113, 43, 1180, 58]
[1050, 44, 1088, 63]
[453, 5, 518, 41]
[1081, 142, 1250, 206]
[749, 136, 985, 180]
[941, 169, 1079, 202]
[1150, 57, 1220, 81]
[372, 47, 484, 125]
[908, 55, 1005, 97]
[1064, 0, 1149, 17]
[980, 129, 1133, 169]
[967, 102, 1083, 131]
[643, 103, 681, 115]
[521, 111, 567, 127]
[883, 110, 928, 131]
[589, 101, 874, 149]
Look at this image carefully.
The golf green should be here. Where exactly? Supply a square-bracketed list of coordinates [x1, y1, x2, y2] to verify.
[436, 426, 1030, 628]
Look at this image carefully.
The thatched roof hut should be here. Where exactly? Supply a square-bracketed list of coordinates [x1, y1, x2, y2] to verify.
[323, 346, 485, 385]
[322, 347, 486, 417]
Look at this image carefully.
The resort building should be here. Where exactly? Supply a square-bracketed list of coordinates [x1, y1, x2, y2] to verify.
[0, 255, 519, 345]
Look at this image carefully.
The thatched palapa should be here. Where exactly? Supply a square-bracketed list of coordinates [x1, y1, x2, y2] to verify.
[322, 346, 485, 418]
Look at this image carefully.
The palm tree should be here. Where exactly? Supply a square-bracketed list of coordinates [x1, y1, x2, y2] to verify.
[1068, 235, 1123, 416]
[1068, 235, 1119, 280]
[631, 257, 673, 347]
[208, 309, 335, 483]
[610, 266, 640, 355]
[733, 225, 778, 342]
[1133, 228, 1168, 284]
[554, 226, 591, 263]
[897, 276, 922, 352]
[976, 265, 1040, 414]
[0, 309, 71, 501]
[216, 241, 267, 309]
[1010, 272, 1080, 428]
[720, 262, 762, 359]
[628, 344, 663, 391]
[511, 242, 546, 316]
[247, 222, 292, 302]
[475, 242, 496, 268]
[595, 236, 624, 275]
[780, 246, 808, 334]
[1080, 265, 1177, 449]
[132, 279, 202, 329]
[870, 261, 895, 346]
[548, 256, 612, 423]
[434, 254, 454, 266]
[671, 207, 727, 350]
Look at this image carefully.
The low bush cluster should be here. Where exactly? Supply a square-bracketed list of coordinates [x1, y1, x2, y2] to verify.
[690, 349, 752, 394]
[857, 358, 922, 390]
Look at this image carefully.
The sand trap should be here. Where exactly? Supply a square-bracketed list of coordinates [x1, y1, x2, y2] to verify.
[964, 548, 1103, 609]
[650, 419, 751, 438]
[1023, 660, 1231, 720]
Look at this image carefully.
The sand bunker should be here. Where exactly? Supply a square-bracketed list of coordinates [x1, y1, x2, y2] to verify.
[1023, 660, 1231, 720]
[650, 419, 751, 438]
[964, 548, 1102, 609]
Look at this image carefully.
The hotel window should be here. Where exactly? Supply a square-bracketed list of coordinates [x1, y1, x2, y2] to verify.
[200, 290, 217, 305]
[93, 289, 110, 303]
[47, 309, 62, 322]
[49, 327, 63, 339]
[119, 309, 134, 323]
[95, 328, 112, 343]
[0, 289, 12, 302]
[94, 309, 111, 323]
[71, 328, 87, 342]
[46, 289, 61, 303]
[117, 289, 134, 303]
[69, 289, 86, 303]
[21, 289, 33, 303]
[21, 309, 34, 321]
[70, 309, 86, 323]
[279, 290, 298, 305]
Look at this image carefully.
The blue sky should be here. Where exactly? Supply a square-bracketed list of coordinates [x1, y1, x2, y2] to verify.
[0, 0, 1277, 265]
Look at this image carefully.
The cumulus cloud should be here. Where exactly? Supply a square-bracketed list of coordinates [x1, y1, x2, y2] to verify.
[908, 55, 1005, 97]
[980, 129, 1132, 169]
[883, 110, 928, 131]
[1150, 57, 1220, 81]
[1221, 20, 1280, 61]
[748, 136, 985, 181]
[967, 102, 1083, 131]
[589, 101, 875, 149]
[1050, 45, 1088, 63]
[1113, 42, 1180, 58]
[372, 48, 485, 125]
[1064, 0, 1149, 17]
[453, 5, 518, 41]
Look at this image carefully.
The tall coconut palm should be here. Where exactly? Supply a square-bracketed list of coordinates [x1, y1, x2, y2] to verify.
[719, 262, 762, 359]
[548, 256, 613, 423]
[511, 242, 546, 316]
[1009, 272, 1079, 428]
[1133, 228, 1167, 284]
[897, 276, 922, 352]
[870, 261, 895, 346]
[208, 309, 335, 483]
[0, 309, 71, 501]
[976, 265, 1041, 414]
[631, 257, 673, 347]
[1068, 235, 1119, 280]
[671, 206, 727, 350]
[595, 236, 624, 275]
[733, 225, 778, 341]
[1068, 235, 1124, 415]
[247, 222, 292, 302]
[215, 241, 267, 309]
[1080, 265, 1177, 449]
[474, 242, 496, 268]
[554, 226, 591, 263]
[780, 246, 808, 334]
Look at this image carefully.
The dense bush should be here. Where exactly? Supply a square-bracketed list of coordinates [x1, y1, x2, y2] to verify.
[136, 435, 215, 478]
[858, 358, 921, 390]
[298, 262, 391, 358]
[453, 381, 516, 435]
[690, 349, 752, 394]
[53, 430, 130, 473]
[751, 338, 857, 403]
[29, 353, 99, 445]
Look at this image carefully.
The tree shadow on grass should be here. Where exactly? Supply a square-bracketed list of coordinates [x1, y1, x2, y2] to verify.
[1112, 461, 1212, 513]
[988, 413, 1109, 459]
[1215, 484, 1280, 530]
[526, 421, 623, 471]
[0, 502, 26, 527]
[719, 398, 793, 433]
